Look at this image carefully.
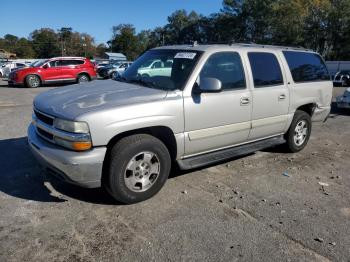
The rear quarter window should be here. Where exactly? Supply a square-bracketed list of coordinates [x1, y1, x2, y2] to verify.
[283, 51, 330, 83]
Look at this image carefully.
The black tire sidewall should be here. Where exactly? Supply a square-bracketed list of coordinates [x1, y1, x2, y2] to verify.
[107, 135, 171, 204]
[286, 111, 312, 152]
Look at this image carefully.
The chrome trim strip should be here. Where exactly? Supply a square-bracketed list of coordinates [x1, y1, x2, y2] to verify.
[251, 115, 289, 128]
[45, 78, 76, 82]
[182, 133, 284, 159]
[188, 121, 251, 141]
[34, 108, 55, 122]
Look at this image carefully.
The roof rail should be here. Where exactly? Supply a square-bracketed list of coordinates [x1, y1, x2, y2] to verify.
[186, 40, 312, 51]
[230, 42, 311, 51]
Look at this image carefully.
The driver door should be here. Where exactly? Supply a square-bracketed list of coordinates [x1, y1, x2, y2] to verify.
[184, 52, 252, 156]
[42, 60, 60, 81]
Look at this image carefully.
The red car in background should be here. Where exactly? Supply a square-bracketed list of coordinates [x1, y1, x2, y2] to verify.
[8, 57, 97, 88]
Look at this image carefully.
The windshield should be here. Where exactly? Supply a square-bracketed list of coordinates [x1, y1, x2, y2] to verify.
[119, 49, 202, 90]
[31, 59, 48, 67]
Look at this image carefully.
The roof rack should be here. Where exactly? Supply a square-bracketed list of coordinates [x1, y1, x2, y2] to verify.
[229, 42, 311, 51]
[193, 40, 311, 51]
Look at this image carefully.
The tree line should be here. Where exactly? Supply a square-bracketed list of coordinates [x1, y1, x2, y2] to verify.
[1, 0, 350, 61]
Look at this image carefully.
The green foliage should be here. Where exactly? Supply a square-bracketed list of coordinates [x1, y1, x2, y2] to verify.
[30, 28, 60, 58]
[111, 24, 139, 60]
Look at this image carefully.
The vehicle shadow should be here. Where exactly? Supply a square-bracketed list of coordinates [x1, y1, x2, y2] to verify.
[0, 136, 284, 204]
[0, 137, 119, 205]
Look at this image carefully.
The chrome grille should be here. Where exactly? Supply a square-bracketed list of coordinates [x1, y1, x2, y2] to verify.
[34, 110, 54, 126]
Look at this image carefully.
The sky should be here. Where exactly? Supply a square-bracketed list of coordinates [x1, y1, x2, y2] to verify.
[0, 0, 223, 44]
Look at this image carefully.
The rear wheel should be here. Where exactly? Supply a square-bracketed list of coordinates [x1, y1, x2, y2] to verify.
[284, 110, 312, 152]
[26, 75, 41, 88]
[77, 74, 90, 84]
[105, 134, 171, 204]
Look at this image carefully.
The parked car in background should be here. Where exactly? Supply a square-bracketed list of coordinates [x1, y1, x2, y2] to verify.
[336, 87, 350, 109]
[8, 57, 97, 88]
[0, 49, 16, 59]
[333, 70, 350, 86]
[28, 44, 332, 203]
[96, 61, 124, 77]
[137, 59, 173, 77]
[0, 62, 28, 78]
[99, 61, 132, 79]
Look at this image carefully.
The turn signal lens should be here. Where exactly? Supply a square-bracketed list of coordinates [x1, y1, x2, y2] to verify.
[71, 141, 92, 151]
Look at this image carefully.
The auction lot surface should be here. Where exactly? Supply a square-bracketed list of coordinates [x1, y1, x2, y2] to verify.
[0, 79, 349, 262]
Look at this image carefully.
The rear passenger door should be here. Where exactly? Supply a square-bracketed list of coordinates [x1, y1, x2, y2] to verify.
[247, 52, 290, 140]
[57, 60, 82, 80]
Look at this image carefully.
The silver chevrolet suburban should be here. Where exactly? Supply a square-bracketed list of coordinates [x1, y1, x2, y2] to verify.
[28, 44, 332, 203]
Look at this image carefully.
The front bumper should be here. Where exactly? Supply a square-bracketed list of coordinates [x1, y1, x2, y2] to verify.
[312, 105, 331, 122]
[8, 80, 24, 86]
[28, 124, 106, 188]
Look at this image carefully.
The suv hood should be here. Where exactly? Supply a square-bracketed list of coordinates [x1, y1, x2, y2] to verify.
[34, 80, 168, 120]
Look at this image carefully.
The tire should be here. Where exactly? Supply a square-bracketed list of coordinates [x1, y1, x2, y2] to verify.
[284, 110, 312, 153]
[110, 71, 117, 79]
[105, 134, 171, 204]
[0, 71, 3, 78]
[77, 74, 90, 84]
[26, 75, 41, 88]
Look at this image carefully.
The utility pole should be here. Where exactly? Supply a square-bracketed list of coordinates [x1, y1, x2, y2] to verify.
[82, 36, 87, 57]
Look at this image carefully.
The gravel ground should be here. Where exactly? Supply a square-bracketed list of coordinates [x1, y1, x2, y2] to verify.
[0, 79, 349, 262]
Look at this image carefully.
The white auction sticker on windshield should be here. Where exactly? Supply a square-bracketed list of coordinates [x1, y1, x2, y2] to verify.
[174, 52, 197, 59]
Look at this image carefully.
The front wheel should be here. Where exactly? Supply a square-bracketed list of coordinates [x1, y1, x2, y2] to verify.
[26, 75, 41, 88]
[284, 110, 312, 152]
[105, 134, 171, 204]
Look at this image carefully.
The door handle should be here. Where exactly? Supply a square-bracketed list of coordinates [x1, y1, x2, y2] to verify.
[279, 94, 286, 100]
[240, 97, 250, 105]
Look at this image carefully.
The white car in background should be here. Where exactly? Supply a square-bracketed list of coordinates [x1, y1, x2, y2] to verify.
[336, 87, 350, 109]
[138, 59, 173, 77]
[0, 62, 28, 78]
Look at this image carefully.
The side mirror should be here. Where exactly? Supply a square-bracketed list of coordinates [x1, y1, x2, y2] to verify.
[196, 77, 222, 93]
[42, 64, 48, 69]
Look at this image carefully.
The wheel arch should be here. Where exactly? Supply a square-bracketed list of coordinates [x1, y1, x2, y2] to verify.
[296, 103, 316, 116]
[106, 126, 177, 161]
[101, 126, 178, 186]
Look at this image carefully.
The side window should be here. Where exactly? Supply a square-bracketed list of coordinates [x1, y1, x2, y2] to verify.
[152, 61, 162, 69]
[200, 52, 246, 90]
[164, 60, 173, 68]
[248, 52, 284, 87]
[283, 51, 330, 83]
[56, 60, 69, 67]
[68, 60, 84, 65]
[49, 61, 57, 67]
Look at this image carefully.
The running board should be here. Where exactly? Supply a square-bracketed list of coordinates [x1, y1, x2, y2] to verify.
[177, 136, 285, 170]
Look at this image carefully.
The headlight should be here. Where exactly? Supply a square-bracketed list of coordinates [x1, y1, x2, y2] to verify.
[53, 119, 91, 151]
[54, 118, 90, 134]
